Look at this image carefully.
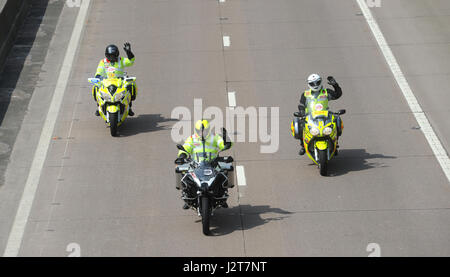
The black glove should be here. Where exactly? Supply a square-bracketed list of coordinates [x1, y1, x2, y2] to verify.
[327, 76, 338, 86]
[123, 42, 135, 59]
[123, 42, 131, 53]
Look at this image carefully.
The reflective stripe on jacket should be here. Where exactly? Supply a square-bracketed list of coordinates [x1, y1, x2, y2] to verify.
[178, 134, 229, 161]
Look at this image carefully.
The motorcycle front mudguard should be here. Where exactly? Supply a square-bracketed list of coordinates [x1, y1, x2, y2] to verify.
[315, 140, 328, 150]
[107, 104, 119, 113]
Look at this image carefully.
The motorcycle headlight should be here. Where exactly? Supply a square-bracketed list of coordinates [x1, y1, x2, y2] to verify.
[323, 127, 333, 136]
[310, 127, 320, 136]
[101, 91, 111, 101]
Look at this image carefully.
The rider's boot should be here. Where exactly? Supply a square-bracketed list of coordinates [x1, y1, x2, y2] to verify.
[299, 146, 306, 156]
[95, 104, 100, 116]
[299, 139, 306, 155]
[335, 139, 340, 156]
[182, 203, 190, 210]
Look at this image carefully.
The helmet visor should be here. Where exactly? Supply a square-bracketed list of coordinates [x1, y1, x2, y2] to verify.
[106, 53, 118, 63]
[196, 126, 210, 138]
[308, 80, 322, 88]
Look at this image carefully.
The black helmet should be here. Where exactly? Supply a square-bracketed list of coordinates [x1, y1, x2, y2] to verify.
[105, 44, 119, 63]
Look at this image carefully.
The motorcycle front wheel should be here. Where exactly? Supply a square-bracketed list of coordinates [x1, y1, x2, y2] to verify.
[109, 112, 118, 137]
[201, 196, 211, 235]
[319, 149, 328, 176]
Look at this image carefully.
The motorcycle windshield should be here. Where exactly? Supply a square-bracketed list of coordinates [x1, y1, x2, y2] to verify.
[193, 152, 217, 162]
[102, 78, 123, 88]
[194, 162, 216, 181]
[308, 113, 333, 127]
[307, 98, 328, 115]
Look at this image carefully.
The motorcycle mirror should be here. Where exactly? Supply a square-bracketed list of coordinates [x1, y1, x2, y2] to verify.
[174, 159, 184, 165]
[224, 156, 233, 163]
[293, 112, 301, 117]
[338, 109, 346, 115]
[88, 78, 100, 84]
[176, 144, 186, 152]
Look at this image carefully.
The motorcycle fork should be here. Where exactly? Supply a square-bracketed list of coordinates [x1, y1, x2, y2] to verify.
[197, 193, 214, 217]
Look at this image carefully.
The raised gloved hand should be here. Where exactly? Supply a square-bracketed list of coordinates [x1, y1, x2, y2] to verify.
[123, 42, 132, 53]
[327, 76, 338, 86]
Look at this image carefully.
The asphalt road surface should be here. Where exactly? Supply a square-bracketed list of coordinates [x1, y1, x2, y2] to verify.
[1, 0, 450, 256]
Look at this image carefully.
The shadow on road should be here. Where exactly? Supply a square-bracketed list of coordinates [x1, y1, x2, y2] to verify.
[118, 113, 178, 136]
[0, 0, 50, 126]
[205, 204, 293, 236]
[327, 149, 396, 176]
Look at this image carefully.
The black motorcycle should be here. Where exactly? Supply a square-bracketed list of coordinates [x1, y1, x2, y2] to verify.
[174, 129, 234, 235]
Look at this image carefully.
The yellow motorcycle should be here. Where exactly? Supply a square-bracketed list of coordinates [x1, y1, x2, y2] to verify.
[88, 76, 136, 136]
[292, 108, 345, 176]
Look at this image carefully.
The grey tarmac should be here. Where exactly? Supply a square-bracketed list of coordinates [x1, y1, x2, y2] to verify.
[0, 0, 449, 256]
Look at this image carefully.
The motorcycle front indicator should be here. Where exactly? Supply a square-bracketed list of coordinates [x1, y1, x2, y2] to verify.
[323, 127, 333, 136]
[310, 127, 320, 136]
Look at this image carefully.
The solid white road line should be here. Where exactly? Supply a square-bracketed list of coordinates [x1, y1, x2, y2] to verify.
[223, 36, 231, 47]
[3, 0, 91, 257]
[236, 166, 247, 187]
[356, 0, 450, 183]
[228, 91, 236, 108]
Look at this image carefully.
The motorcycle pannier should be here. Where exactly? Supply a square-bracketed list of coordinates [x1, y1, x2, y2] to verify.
[291, 117, 302, 140]
[219, 161, 234, 188]
[175, 164, 190, 189]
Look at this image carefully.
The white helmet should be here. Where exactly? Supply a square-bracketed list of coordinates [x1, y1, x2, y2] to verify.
[307, 74, 323, 92]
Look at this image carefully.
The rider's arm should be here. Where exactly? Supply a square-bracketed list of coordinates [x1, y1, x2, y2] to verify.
[327, 77, 342, 100]
[122, 45, 135, 67]
[95, 60, 106, 79]
[123, 42, 135, 61]
[327, 84, 342, 100]
[125, 49, 135, 60]
[298, 92, 306, 114]
[216, 134, 232, 151]
[122, 56, 135, 67]
[178, 136, 193, 157]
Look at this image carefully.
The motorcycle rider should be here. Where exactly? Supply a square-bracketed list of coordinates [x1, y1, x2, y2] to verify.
[297, 74, 342, 156]
[93, 42, 137, 116]
[175, 119, 233, 210]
